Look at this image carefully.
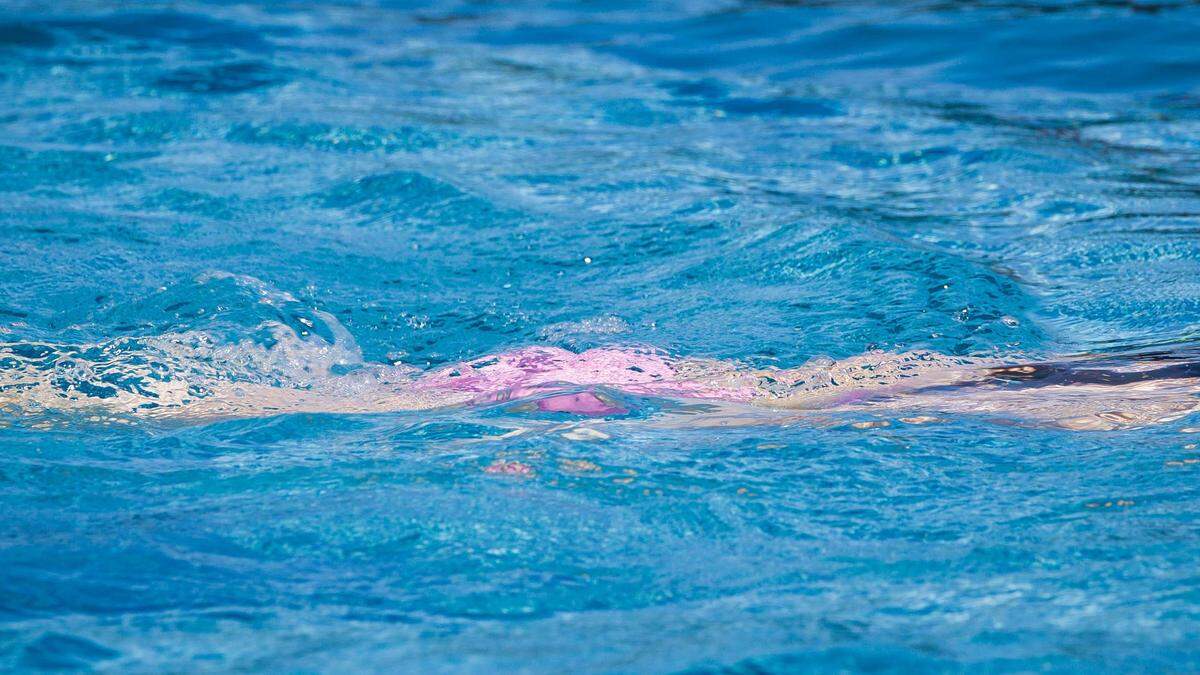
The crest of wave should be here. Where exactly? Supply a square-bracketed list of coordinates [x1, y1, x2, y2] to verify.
[0, 272, 422, 419]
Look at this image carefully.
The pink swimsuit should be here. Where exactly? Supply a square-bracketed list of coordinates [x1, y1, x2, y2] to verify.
[417, 346, 758, 414]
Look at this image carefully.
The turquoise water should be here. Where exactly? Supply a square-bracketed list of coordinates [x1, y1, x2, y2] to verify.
[3, 1, 1200, 671]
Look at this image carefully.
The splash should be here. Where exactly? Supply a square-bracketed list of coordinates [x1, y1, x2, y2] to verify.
[0, 273, 429, 421]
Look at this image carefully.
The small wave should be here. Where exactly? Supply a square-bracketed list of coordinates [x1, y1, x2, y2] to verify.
[538, 315, 631, 347]
[155, 61, 290, 94]
[0, 273, 421, 420]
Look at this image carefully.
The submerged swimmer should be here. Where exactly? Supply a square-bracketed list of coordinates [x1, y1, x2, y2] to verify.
[392, 344, 1200, 430]
[2, 334, 1199, 431]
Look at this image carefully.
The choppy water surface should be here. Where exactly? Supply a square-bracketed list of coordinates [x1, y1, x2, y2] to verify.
[3, 1, 1200, 671]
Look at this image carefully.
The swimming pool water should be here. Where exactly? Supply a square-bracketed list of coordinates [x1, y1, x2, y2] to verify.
[2, 0, 1200, 670]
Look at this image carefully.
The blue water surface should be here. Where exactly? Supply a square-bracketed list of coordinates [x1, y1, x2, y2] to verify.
[2, 0, 1200, 671]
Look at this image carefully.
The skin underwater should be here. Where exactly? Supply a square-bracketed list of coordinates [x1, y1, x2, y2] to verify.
[2, 331, 1199, 431]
